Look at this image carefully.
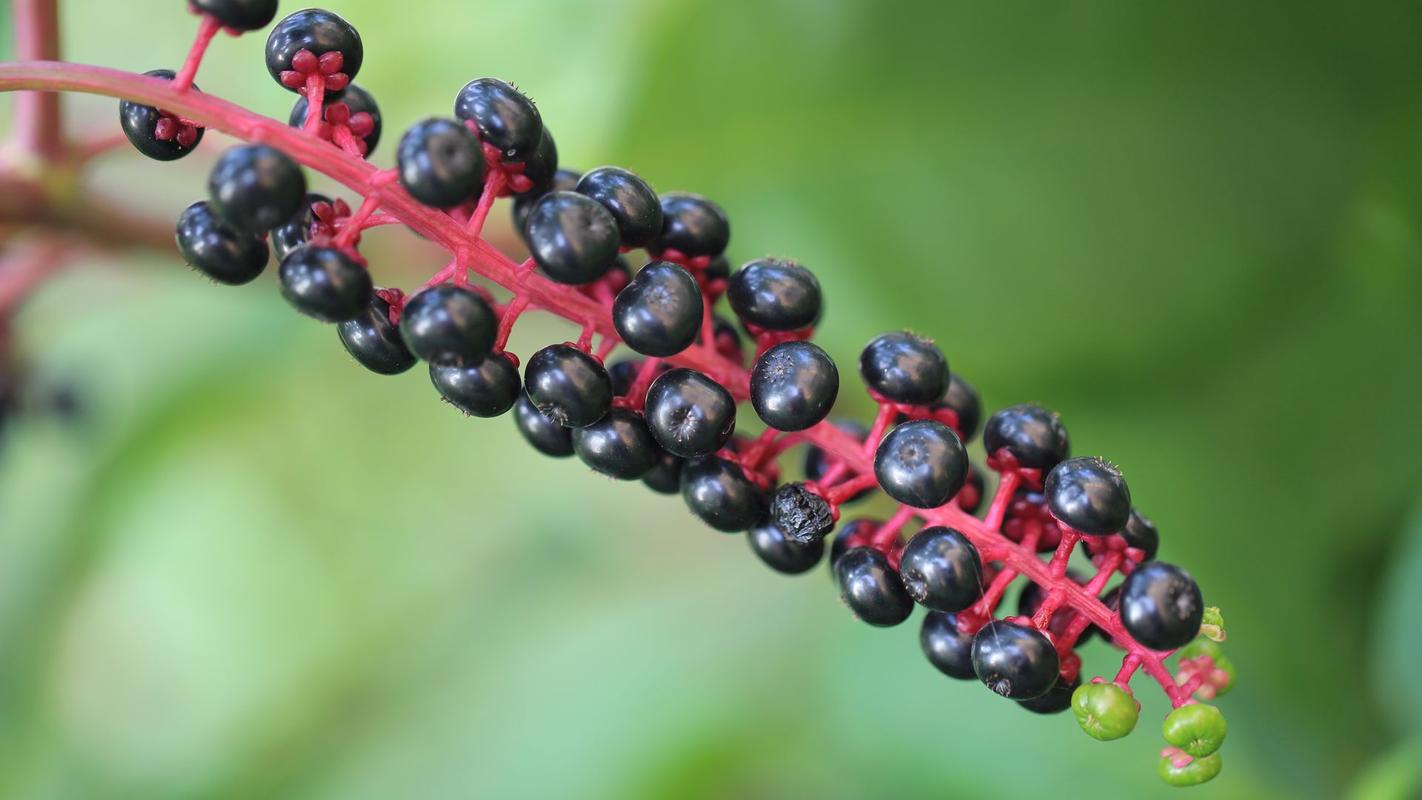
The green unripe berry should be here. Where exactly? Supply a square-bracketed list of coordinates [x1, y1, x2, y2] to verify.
[1163, 704, 1227, 757]
[1176, 638, 1222, 662]
[1158, 752, 1222, 786]
[1177, 638, 1235, 698]
[1071, 682, 1139, 741]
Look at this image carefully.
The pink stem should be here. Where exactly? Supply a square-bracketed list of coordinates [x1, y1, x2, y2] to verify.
[10, 0, 62, 157]
[334, 195, 380, 248]
[302, 73, 326, 133]
[172, 14, 221, 93]
[465, 169, 506, 237]
[982, 470, 1021, 531]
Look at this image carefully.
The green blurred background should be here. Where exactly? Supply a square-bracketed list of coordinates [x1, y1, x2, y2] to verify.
[3, 1, 1422, 798]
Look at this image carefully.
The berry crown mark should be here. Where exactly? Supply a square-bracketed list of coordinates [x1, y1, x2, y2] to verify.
[0, 0, 1234, 787]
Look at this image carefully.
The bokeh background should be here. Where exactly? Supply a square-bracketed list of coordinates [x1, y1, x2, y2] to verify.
[2, 1, 1422, 798]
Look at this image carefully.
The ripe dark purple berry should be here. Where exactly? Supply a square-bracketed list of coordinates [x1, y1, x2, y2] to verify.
[523, 344, 612, 429]
[337, 293, 416, 375]
[175, 201, 269, 286]
[1043, 456, 1132, 535]
[430, 354, 521, 418]
[750, 341, 839, 432]
[513, 393, 573, 457]
[265, 10, 363, 94]
[396, 118, 485, 209]
[834, 547, 913, 627]
[971, 620, 1060, 699]
[983, 403, 1070, 471]
[643, 368, 735, 458]
[397, 284, 497, 365]
[517, 128, 559, 195]
[859, 331, 949, 405]
[898, 527, 984, 612]
[652, 192, 729, 258]
[612, 261, 703, 357]
[1122, 509, 1160, 560]
[207, 144, 307, 235]
[1119, 562, 1203, 651]
[572, 407, 661, 479]
[119, 70, 204, 161]
[1018, 676, 1079, 714]
[191, 0, 278, 31]
[769, 482, 835, 544]
[525, 192, 620, 285]
[727, 258, 822, 331]
[277, 246, 372, 322]
[513, 167, 579, 234]
[748, 520, 825, 575]
[920, 611, 976, 679]
[680, 456, 766, 532]
[576, 167, 663, 248]
[873, 420, 967, 509]
[641, 450, 684, 494]
[454, 78, 544, 163]
[270, 193, 331, 262]
[290, 83, 382, 155]
[936, 373, 982, 442]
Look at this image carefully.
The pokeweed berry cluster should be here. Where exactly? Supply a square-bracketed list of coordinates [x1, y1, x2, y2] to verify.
[0, 1, 1236, 786]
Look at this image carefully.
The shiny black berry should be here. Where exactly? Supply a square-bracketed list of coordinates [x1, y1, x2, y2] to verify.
[575, 167, 662, 248]
[727, 258, 822, 331]
[612, 261, 703, 357]
[748, 520, 825, 575]
[1120, 562, 1203, 651]
[513, 393, 573, 457]
[859, 332, 949, 405]
[643, 368, 735, 458]
[175, 201, 268, 285]
[936, 373, 982, 442]
[1018, 675, 1080, 714]
[269, 193, 330, 262]
[652, 192, 729, 258]
[290, 83, 382, 155]
[208, 144, 306, 235]
[971, 620, 1060, 699]
[119, 70, 204, 161]
[191, 0, 278, 30]
[899, 527, 983, 612]
[829, 519, 878, 569]
[517, 128, 559, 195]
[769, 483, 835, 544]
[430, 354, 520, 418]
[607, 358, 668, 399]
[525, 191, 620, 285]
[278, 246, 372, 322]
[680, 456, 766, 532]
[396, 119, 485, 209]
[398, 284, 497, 366]
[1121, 509, 1159, 560]
[513, 168, 580, 234]
[873, 420, 967, 508]
[453, 78, 543, 163]
[523, 344, 612, 428]
[265, 10, 363, 94]
[834, 547, 913, 627]
[337, 293, 416, 375]
[641, 450, 684, 494]
[1044, 456, 1132, 535]
[572, 408, 661, 479]
[983, 404, 1070, 470]
[750, 341, 838, 432]
[921, 612, 976, 679]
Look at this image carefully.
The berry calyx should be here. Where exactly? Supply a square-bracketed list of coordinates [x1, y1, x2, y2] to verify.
[575, 167, 663, 248]
[266, 10, 363, 96]
[1043, 456, 1132, 535]
[453, 78, 544, 163]
[277, 245, 372, 323]
[207, 144, 308, 235]
[396, 118, 485, 209]
[749, 341, 839, 432]
[834, 546, 913, 627]
[430, 354, 521, 418]
[270, 193, 334, 262]
[680, 456, 766, 532]
[398, 284, 497, 365]
[859, 331, 949, 405]
[524, 191, 621, 285]
[1071, 682, 1140, 740]
[175, 201, 269, 285]
[727, 258, 822, 332]
[898, 526, 984, 612]
[290, 83, 382, 157]
[747, 520, 825, 575]
[611, 261, 703, 357]
[643, 368, 735, 458]
[1162, 704, 1226, 757]
[337, 293, 416, 375]
[1175, 639, 1235, 699]
[983, 403, 1070, 471]
[572, 407, 661, 479]
[873, 419, 967, 508]
[120, 70, 205, 161]
[971, 620, 1060, 699]
[523, 344, 612, 428]
[1120, 562, 1204, 651]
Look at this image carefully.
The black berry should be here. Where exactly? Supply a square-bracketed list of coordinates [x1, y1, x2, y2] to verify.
[643, 368, 735, 458]
[576, 167, 663, 248]
[525, 191, 620, 285]
[290, 83, 382, 156]
[1121, 509, 1160, 560]
[430, 354, 521, 418]
[971, 620, 1060, 700]
[750, 341, 839, 432]
[453, 78, 544, 163]
[829, 518, 878, 569]
[265, 10, 363, 95]
[119, 70, 204, 161]
[396, 118, 485, 208]
[523, 344, 612, 428]
[1043, 456, 1131, 535]
[572, 407, 661, 479]
[191, 0, 278, 31]
[397, 284, 497, 365]
[207, 144, 307, 235]
[513, 393, 573, 458]
[983, 404, 1070, 471]
[873, 420, 967, 508]
[898, 527, 984, 612]
[513, 167, 579, 234]
[336, 293, 416, 375]
[680, 456, 766, 532]
[1119, 562, 1203, 651]
[641, 450, 684, 495]
[175, 201, 268, 285]
[278, 246, 372, 322]
[612, 261, 703, 357]
[517, 128, 559, 194]
[1017, 675, 1080, 715]
[727, 258, 822, 331]
[920, 611, 976, 679]
[652, 192, 729, 258]
[769, 483, 835, 544]
[936, 373, 982, 442]
[748, 520, 825, 575]
[859, 331, 949, 405]
[834, 547, 913, 627]
[270, 193, 330, 262]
